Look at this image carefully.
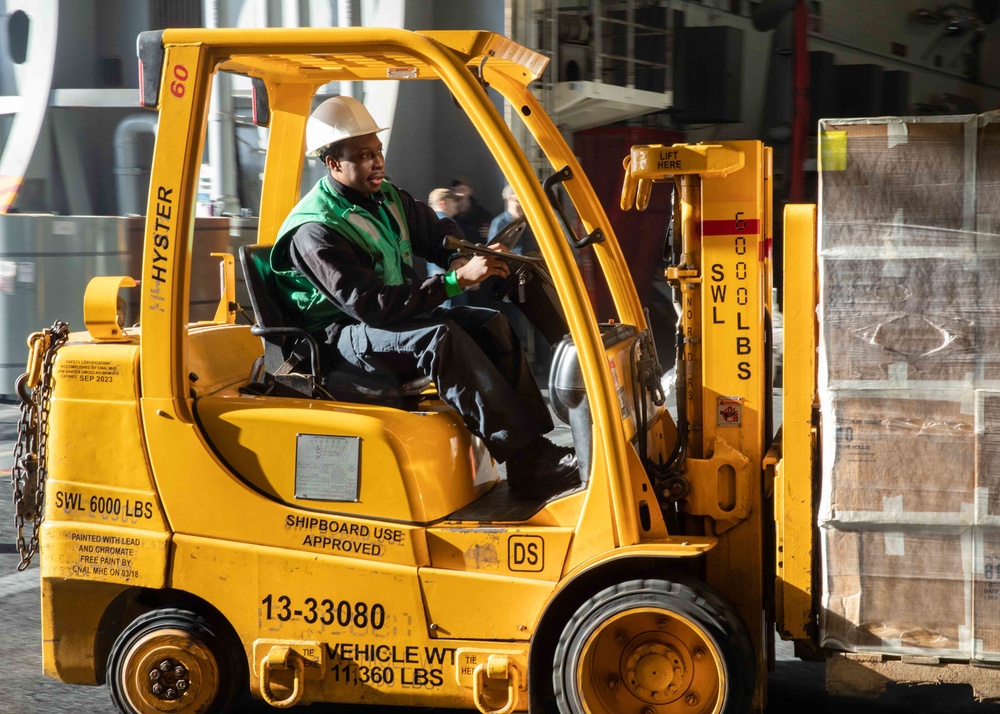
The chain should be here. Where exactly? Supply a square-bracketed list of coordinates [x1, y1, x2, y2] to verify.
[11, 321, 69, 571]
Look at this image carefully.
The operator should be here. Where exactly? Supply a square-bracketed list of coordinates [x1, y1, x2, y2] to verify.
[270, 96, 580, 497]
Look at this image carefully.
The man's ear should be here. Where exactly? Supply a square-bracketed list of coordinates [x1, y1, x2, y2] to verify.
[325, 155, 338, 172]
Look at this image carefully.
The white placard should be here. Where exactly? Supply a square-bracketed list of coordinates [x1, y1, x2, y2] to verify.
[0, 261, 15, 294]
[295, 434, 361, 502]
[16, 261, 34, 283]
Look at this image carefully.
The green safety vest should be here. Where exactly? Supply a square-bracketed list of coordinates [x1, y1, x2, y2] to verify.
[271, 178, 414, 332]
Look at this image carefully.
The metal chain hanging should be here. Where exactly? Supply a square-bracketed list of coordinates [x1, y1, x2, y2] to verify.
[11, 320, 69, 571]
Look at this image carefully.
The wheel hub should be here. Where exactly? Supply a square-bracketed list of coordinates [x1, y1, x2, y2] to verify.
[120, 629, 218, 713]
[147, 658, 190, 702]
[575, 606, 725, 713]
[621, 634, 692, 704]
[625, 643, 685, 701]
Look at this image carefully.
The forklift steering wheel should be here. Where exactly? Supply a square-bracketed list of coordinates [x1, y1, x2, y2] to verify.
[487, 216, 528, 252]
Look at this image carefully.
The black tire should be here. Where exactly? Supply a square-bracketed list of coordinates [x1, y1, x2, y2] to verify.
[552, 577, 755, 714]
[107, 608, 245, 714]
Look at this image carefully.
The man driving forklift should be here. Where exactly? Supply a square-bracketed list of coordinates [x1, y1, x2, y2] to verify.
[269, 95, 580, 497]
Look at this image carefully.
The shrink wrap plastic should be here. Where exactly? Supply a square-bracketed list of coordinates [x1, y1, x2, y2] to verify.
[818, 114, 1000, 661]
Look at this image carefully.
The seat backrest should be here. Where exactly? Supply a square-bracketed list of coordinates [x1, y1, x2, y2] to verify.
[238, 243, 432, 401]
[239, 243, 291, 373]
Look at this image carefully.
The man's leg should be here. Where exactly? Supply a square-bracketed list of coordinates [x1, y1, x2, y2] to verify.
[435, 305, 552, 431]
[335, 313, 550, 462]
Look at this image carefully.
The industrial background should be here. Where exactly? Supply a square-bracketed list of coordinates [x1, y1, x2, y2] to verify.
[1, 0, 999, 395]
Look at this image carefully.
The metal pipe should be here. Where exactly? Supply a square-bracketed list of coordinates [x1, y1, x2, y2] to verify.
[790, 0, 809, 202]
[204, 0, 241, 215]
[677, 174, 703, 459]
[338, 0, 355, 97]
[113, 114, 158, 216]
[627, 0, 635, 88]
[591, 0, 603, 82]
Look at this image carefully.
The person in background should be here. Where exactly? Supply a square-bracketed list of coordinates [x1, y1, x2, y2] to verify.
[428, 187, 459, 221]
[488, 184, 537, 255]
[451, 177, 494, 243]
[270, 96, 580, 497]
[489, 184, 543, 370]
[424, 188, 460, 304]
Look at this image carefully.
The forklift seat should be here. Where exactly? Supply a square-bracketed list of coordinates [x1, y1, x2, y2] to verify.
[238, 243, 431, 401]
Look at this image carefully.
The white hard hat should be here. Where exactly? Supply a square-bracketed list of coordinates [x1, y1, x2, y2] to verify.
[305, 96, 389, 158]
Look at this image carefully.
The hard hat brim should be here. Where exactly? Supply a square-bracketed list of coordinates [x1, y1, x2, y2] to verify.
[306, 126, 390, 159]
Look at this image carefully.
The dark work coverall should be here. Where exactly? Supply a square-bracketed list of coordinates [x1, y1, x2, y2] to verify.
[283, 177, 554, 463]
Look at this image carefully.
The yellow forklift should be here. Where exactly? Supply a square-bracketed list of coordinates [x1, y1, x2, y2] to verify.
[11, 28, 814, 713]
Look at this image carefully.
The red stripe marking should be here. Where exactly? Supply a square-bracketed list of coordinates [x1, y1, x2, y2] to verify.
[702, 218, 761, 236]
[137, 59, 145, 107]
[758, 236, 773, 261]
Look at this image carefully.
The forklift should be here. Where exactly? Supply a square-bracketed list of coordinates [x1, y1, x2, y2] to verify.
[12, 27, 811, 713]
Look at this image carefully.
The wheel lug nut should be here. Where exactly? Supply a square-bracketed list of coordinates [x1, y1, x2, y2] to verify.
[174, 665, 187, 678]
[686, 693, 699, 706]
[159, 660, 173, 672]
[176, 679, 189, 691]
[693, 647, 706, 661]
[614, 628, 627, 643]
[149, 669, 161, 681]
[165, 688, 178, 700]
[151, 683, 163, 695]
[607, 674, 619, 690]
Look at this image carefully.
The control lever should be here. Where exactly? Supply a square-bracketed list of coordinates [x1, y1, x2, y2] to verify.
[442, 235, 545, 266]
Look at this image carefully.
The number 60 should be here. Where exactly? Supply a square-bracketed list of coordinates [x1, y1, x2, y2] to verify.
[170, 64, 188, 98]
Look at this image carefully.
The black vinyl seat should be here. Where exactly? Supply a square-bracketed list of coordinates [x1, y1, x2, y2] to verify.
[238, 243, 431, 401]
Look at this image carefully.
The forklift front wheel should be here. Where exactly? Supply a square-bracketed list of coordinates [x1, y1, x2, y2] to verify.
[107, 608, 244, 714]
[552, 578, 754, 714]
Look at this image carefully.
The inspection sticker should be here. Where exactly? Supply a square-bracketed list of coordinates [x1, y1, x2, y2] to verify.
[717, 396, 742, 426]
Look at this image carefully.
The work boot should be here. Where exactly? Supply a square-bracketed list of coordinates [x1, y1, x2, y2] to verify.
[505, 436, 581, 497]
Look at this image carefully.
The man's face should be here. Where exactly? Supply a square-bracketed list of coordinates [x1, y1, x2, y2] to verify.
[327, 133, 385, 194]
[453, 184, 472, 213]
[441, 195, 459, 217]
[507, 194, 523, 218]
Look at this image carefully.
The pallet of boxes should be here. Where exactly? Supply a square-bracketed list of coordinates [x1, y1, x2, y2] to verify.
[818, 112, 1000, 699]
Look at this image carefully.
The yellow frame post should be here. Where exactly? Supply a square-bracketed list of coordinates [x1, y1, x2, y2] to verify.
[775, 204, 818, 639]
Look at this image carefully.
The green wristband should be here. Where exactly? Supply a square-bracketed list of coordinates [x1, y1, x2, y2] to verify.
[443, 270, 463, 297]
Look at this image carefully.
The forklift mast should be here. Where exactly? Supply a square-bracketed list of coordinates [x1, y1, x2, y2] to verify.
[623, 141, 777, 702]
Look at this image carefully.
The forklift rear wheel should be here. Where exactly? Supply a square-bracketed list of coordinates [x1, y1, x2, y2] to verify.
[107, 608, 244, 714]
[552, 578, 754, 714]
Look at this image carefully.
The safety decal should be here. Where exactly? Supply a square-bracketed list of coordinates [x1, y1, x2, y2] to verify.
[717, 396, 742, 427]
[57, 359, 121, 384]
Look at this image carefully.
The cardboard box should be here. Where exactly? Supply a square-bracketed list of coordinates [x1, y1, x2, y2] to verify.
[819, 116, 976, 253]
[817, 113, 1000, 664]
[823, 525, 1000, 662]
[973, 528, 1000, 657]
[977, 111, 1000, 238]
[821, 258, 979, 383]
[821, 394, 975, 521]
[821, 526, 970, 656]
[976, 391, 1000, 523]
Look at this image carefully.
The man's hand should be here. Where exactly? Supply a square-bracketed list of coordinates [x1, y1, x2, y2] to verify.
[452, 245, 510, 289]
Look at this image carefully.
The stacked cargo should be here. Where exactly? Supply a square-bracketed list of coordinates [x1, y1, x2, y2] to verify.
[818, 113, 1000, 661]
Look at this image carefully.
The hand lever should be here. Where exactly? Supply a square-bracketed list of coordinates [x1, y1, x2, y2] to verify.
[442, 235, 544, 266]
